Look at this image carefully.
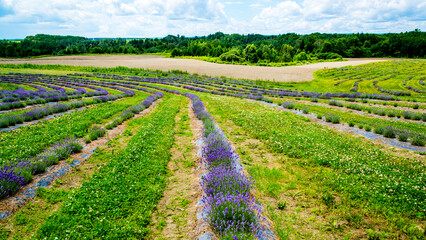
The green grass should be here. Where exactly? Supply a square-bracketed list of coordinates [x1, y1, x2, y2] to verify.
[281, 100, 425, 135]
[0, 92, 149, 164]
[0, 62, 425, 240]
[0, 83, 18, 91]
[36, 94, 184, 239]
[305, 60, 426, 100]
[0, 119, 137, 240]
[198, 93, 425, 237]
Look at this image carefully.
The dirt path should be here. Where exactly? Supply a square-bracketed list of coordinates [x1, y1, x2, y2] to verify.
[149, 100, 208, 239]
[0, 55, 389, 82]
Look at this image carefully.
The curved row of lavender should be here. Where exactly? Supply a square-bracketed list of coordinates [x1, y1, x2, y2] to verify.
[282, 101, 426, 146]
[66, 73, 425, 148]
[186, 93, 264, 239]
[0, 73, 101, 111]
[0, 89, 163, 200]
[0, 89, 134, 129]
[91, 75, 269, 238]
[72, 72, 399, 101]
[373, 80, 411, 96]
[0, 137, 82, 199]
[402, 76, 426, 94]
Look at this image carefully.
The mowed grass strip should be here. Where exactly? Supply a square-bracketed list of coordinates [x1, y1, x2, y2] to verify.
[36, 94, 183, 239]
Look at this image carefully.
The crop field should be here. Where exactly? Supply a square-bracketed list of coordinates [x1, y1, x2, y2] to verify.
[0, 60, 424, 240]
[0, 55, 387, 82]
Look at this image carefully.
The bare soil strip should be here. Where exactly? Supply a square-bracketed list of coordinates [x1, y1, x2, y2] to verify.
[0, 99, 161, 220]
[0, 55, 388, 82]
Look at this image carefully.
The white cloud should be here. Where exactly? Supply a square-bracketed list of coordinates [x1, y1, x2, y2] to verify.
[249, 0, 426, 34]
[249, 3, 263, 8]
[0, 0, 227, 37]
[0, 0, 425, 38]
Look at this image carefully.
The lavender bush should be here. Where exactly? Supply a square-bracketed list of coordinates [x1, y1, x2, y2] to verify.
[186, 93, 264, 239]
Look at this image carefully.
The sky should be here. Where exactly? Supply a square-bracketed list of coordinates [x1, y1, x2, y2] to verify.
[0, 0, 425, 39]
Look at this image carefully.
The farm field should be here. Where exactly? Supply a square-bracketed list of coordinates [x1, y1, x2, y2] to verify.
[0, 55, 387, 82]
[0, 60, 425, 240]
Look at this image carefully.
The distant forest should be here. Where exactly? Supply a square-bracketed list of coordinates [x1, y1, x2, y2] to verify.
[0, 30, 425, 64]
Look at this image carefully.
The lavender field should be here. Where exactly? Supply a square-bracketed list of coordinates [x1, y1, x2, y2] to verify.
[0, 62, 424, 239]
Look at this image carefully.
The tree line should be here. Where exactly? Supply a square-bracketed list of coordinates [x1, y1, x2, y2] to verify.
[0, 30, 424, 64]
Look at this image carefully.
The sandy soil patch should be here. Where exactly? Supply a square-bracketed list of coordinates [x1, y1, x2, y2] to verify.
[0, 55, 389, 82]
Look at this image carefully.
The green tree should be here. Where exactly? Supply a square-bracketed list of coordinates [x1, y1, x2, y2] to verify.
[243, 44, 258, 63]
[279, 44, 295, 62]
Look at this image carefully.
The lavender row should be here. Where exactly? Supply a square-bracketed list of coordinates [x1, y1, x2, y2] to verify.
[328, 100, 426, 122]
[72, 72, 400, 101]
[1, 76, 77, 101]
[0, 137, 82, 199]
[281, 101, 426, 147]
[106, 92, 163, 129]
[0, 93, 130, 129]
[186, 93, 264, 239]
[402, 76, 426, 94]
[0, 75, 100, 112]
[373, 80, 411, 96]
[0, 90, 163, 201]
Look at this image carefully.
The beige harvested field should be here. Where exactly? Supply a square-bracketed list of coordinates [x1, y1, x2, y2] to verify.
[0, 55, 389, 82]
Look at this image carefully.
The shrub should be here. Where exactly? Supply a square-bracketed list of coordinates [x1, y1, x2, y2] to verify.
[106, 120, 120, 130]
[85, 126, 107, 143]
[348, 121, 355, 127]
[364, 125, 372, 131]
[374, 127, 384, 134]
[413, 104, 419, 109]
[282, 102, 295, 109]
[302, 108, 309, 114]
[402, 111, 413, 119]
[387, 112, 396, 118]
[219, 50, 242, 62]
[0, 164, 25, 199]
[329, 100, 343, 107]
[383, 127, 396, 138]
[411, 135, 426, 146]
[412, 113, 422, 121]
[331, 115, 340, 124]
[397, 132, 409, 142]
[376, 109, 386, 116]
[317, 114, 323, 119]
[293, 51, 308, 61]
[325, 114, 340, 124]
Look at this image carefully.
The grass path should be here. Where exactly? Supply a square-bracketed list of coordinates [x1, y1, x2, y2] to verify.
[148, 100, 204, 239]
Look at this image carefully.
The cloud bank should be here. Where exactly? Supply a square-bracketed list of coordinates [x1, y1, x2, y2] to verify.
[0, 0, 425, 38]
